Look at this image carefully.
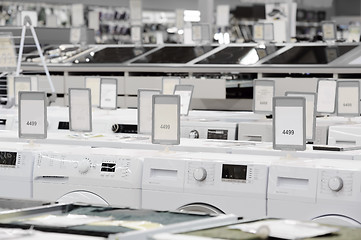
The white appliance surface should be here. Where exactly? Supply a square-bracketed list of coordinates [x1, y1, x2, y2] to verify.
[268, 158, 361, 227]
[33, 147, 184, 208]
[142, 152, 280, 219]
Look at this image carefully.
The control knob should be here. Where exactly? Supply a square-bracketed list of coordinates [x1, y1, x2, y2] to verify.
[78, 159, 91, 174]
[189, 130, 199, 139]
[193, 167, 207, 181]
[328, 176, 343, 192]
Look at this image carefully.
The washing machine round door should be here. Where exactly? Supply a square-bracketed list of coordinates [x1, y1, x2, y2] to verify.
[177, 204, 224, 215]
[312, 215, 361, 227]
[57, 191, 109, 205]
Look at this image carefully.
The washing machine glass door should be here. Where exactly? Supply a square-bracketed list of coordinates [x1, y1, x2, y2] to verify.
[312, 215, 361, 227]
[177, 204, 224, 215]
[57, 191, 109, 205]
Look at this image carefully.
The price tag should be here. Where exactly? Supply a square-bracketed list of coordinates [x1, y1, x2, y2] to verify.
[192, 25, 202, 42]
[138, 89, 161, 134]
[253, 79, 275, 114]
[264, 23, 274, 41]
[162, 77, 180, 94]
[14, 77, 32, 106]
[131, 26, 142, 43]
[273, 97, 306, 151]
[253, 23, 264, 41]
[152, 95, 180, 145]
[286, 92, 316, 142]
[0, 34, 16, 71]
[85, 77, 100, 107]
[100, 78, 117, 109]
[322, 21, 336, 40]
[316, 79, 337, 114]
[174, 84, 194, 116]
[18, 91, 47, 139]
[337, 81, 360, 116]
[69, 88, 92, 132]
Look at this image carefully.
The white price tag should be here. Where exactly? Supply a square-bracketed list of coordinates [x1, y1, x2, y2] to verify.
[0, 34, 17, 70]
[322, 22, 336, 40]
[70, 28, 81, 44]
[100, 78, 117, 109]
[253, 80, 274, 114]
[273, 97, 306, 151]
[18, 92, 47, 139]
[162, 77, 180, 94]
[174, 85, 194, 116]
[69, 88, 92, 132]
[138, 89, 160, 134]
[85, 77, 101, 107]
[192, 25, 202, 42]
[253, 24, 264, 41]
[317, 79, 337, 114]
[337, 82, 360, 116]
[152, 95, 180, 145]
[264, 23, 274, 41]
[131, 26, 142, 43]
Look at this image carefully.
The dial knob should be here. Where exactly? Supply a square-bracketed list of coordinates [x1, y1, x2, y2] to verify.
[189, 130, 199, 139]
[193, 167, 207, 181]
[78, 159, 91, 174]
[328, 176, 343, 192]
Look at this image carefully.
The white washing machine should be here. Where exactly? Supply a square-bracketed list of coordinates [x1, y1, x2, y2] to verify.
[328, 123, 361, 146]
[142, 152, 280, 219]
[267, 158, 361, 227]
[33, 147, 183, 208]
[181, 120, 238, 140]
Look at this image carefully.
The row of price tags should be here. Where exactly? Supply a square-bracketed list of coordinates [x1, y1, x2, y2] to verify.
[254, 78, 360, 150]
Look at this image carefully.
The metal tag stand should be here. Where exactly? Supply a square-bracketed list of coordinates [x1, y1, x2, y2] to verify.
[16, 16, 56, 104]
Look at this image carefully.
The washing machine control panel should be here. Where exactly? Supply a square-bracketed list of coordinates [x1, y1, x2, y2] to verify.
[193, 167, 207, 181]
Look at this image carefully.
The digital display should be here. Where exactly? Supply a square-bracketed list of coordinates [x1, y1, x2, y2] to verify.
[0, 151, 17, 166]
[133, 46, 215, 64]
[222, 164, 247, 180]
[264, 45, 356, 64]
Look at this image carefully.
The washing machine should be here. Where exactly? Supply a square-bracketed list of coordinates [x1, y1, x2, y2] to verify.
[181, 120, 238, 140]
[267, 158, 361, 227]
[142, 152, 280, 219]
[33, 147, 184, 208]
[328, 123, 361, 146]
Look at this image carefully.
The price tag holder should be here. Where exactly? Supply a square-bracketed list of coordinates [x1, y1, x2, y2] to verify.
[162, 77, 180, 95]
[18, 91, 47, 139]
[321, 21, 336, 41]
[100, 78, 117, 110]
[253, 79, 275, 114]
[253, 23, 264, 41]
[316, 79, 337, 114]
[14, 76, 32, 106]
[138, 89, 161, 134]
[264, 23, 274, 41]
[286, 92, 316, 143]
[0, 33, 17, 71]
[69, 88, 92, 132]
[174, 84, 194, 116]
[336, 81, 360, 117]
[152, 95, 180, 145]
[273, 97, 306, 151]
[85, 77, 100, 107]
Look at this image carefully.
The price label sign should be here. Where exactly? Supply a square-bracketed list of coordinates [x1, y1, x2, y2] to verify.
[0, 33, 16, 71]
[162, 77, 180, 95]
[100, 78, 117, 109]
[322, 21, 336, 40]
[337, 81, 360, 117]
[286, 92, 316, 142]
[174, 84, 194, 116]
[264, 23, 274, 41]
[85, 77, 101, 107]
[69, 88, 92, 132]
[253, 23, 264, 41]
[253, 79, 275, 114]
[273, 97, 306, 151]
[152, 95, 180, 145]
[18, 91, 47, 139]
[316, 79, 337, 114]
[137, 89, 161, 134]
